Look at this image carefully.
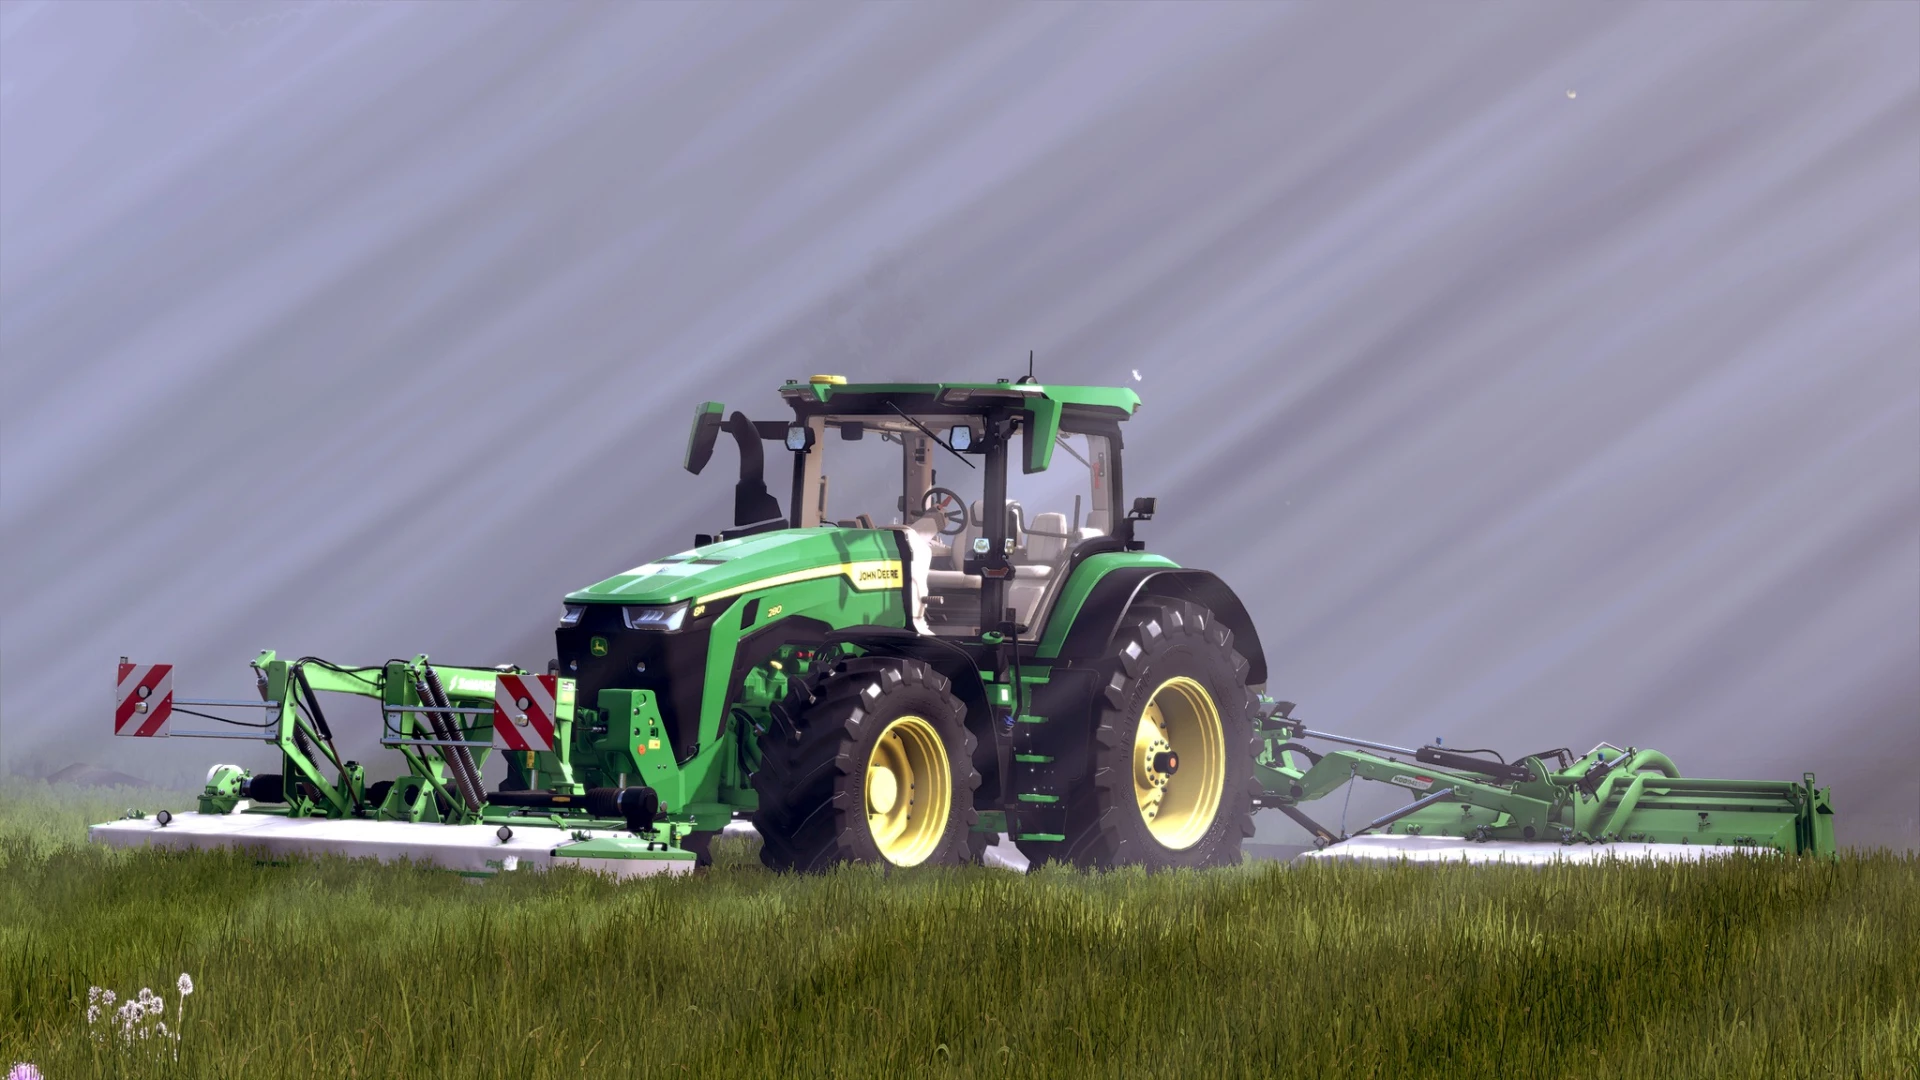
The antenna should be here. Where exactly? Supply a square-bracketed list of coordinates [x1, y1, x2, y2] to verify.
[1018, 349, 1038, 385]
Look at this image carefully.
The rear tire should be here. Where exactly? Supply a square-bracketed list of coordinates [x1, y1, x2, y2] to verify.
[753, 657, 980, 872]
[966, 830, 993, 865]
[680, 829, 715, 868]
[1017, 599, 1258, 870]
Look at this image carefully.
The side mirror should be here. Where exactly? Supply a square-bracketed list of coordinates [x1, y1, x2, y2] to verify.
[1127, 496, 1156, 521]
[684, 402, 725, 475]
[948, 425, 973, 452]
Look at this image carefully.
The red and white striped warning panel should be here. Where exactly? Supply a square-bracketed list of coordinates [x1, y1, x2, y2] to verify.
[115, 662, 174, 737]
[493, 674, 559, 753]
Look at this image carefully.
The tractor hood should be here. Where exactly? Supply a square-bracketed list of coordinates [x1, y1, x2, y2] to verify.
[564, 528, 905, 608]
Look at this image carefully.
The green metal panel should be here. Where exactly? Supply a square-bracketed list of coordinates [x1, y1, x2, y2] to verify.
[788, 381, 1142, 415]
[549, 836, 697, 865]
[566, 527, 906, 605]
[682, 568, 903, 805]
[592, 689, 681, 809]
[567, 527, 909, 821]
[1031, 551, 1180, 657]
[1021, 397, 1063, 474]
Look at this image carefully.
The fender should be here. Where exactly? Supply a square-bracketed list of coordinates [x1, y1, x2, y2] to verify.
[822, 625, 1003, 805]
[819, 626, 995, 717]
[1041, 560, 1269, 686]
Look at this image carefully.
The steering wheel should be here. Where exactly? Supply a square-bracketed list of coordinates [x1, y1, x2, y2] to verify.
[914, 487, 970, 536]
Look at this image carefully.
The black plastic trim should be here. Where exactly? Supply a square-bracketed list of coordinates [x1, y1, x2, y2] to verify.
[1053, 566, 1268, 685]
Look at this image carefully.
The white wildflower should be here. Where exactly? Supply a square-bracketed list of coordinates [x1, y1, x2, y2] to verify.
[174, 972, 194, 1061]
[117, 997, 145, 1037]
[84, 975, 190, 1055]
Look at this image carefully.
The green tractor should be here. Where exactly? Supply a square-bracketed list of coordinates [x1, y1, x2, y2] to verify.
[589, 374, 1265, 870]
[94, 376, 1834, 874]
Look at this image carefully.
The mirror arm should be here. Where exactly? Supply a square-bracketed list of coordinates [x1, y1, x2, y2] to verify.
[727, 412, 785, 528]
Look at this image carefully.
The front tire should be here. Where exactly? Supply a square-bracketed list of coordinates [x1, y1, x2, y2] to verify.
[1018, 599, 1258, 870]
[752, 656, 980, 872]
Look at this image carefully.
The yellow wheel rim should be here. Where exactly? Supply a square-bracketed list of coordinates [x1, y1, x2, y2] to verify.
[865, 715, 952, 866]
[1132, 676, 1225, 850]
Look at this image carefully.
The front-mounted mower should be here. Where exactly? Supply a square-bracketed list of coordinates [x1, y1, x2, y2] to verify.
[93, 376, 1835, 873]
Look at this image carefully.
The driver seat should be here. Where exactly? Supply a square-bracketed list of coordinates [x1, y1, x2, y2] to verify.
[927, 499, 989, 592]
[944, 499, 984, 569]
[1008, 511, 1071, 629]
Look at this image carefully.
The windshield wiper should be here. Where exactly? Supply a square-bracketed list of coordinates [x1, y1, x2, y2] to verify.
[887, 404, 975, 469]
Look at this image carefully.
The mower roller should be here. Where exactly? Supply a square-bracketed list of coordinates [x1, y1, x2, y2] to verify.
[92, 376, 1835, 874]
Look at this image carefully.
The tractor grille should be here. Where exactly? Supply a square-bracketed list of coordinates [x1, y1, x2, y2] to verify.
[556, 604, 721, 760]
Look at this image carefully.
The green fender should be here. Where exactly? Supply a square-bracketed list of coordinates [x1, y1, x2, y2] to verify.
[1034, 552, 1269, 686]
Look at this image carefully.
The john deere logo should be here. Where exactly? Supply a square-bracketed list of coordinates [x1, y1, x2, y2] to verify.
[589, 636, 609, 657]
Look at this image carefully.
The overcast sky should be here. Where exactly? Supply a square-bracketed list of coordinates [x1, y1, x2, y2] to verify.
[3, 2, 1915, 847]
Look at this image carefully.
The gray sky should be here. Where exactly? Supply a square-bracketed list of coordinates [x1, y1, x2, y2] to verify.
[3, 2, 1915, 847]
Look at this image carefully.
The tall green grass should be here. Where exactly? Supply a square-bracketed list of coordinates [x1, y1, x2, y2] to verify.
[2, 783, 1915, 1079]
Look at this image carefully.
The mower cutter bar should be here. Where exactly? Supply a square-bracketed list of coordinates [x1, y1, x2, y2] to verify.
[1255, 704, 1836, 858]
[89, 814, 694, 879]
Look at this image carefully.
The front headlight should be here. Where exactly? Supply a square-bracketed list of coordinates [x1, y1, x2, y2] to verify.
[558, 604, 586, 628]
[622, 602, 689, 631]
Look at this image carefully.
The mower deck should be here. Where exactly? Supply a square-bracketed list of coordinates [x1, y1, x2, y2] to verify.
[89, 812, 696, 879]
[1298, 834, 1755, 865]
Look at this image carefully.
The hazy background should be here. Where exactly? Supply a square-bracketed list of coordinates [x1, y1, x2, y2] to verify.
[3, 2, 1915, 847]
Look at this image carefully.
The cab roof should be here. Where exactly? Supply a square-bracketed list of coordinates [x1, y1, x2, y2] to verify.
[778, 377, 1141, 417]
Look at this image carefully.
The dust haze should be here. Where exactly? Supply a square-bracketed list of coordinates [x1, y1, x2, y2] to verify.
[3, 3, 1915, 846]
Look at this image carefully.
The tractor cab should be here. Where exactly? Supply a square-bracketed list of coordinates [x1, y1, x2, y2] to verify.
[685, 375, 1148, 639]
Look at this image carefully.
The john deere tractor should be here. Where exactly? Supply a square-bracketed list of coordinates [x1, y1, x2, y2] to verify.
[596, 374, 1264, 870]
[95, 376, 1833, 874]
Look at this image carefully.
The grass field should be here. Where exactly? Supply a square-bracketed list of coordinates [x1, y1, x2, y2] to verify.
[1, 783, 1915, 1079]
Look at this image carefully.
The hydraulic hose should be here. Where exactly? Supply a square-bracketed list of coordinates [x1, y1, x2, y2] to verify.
[417, 664, 485, 812]
[409, 671, 468, 807]
[292, 667, 360, 810]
